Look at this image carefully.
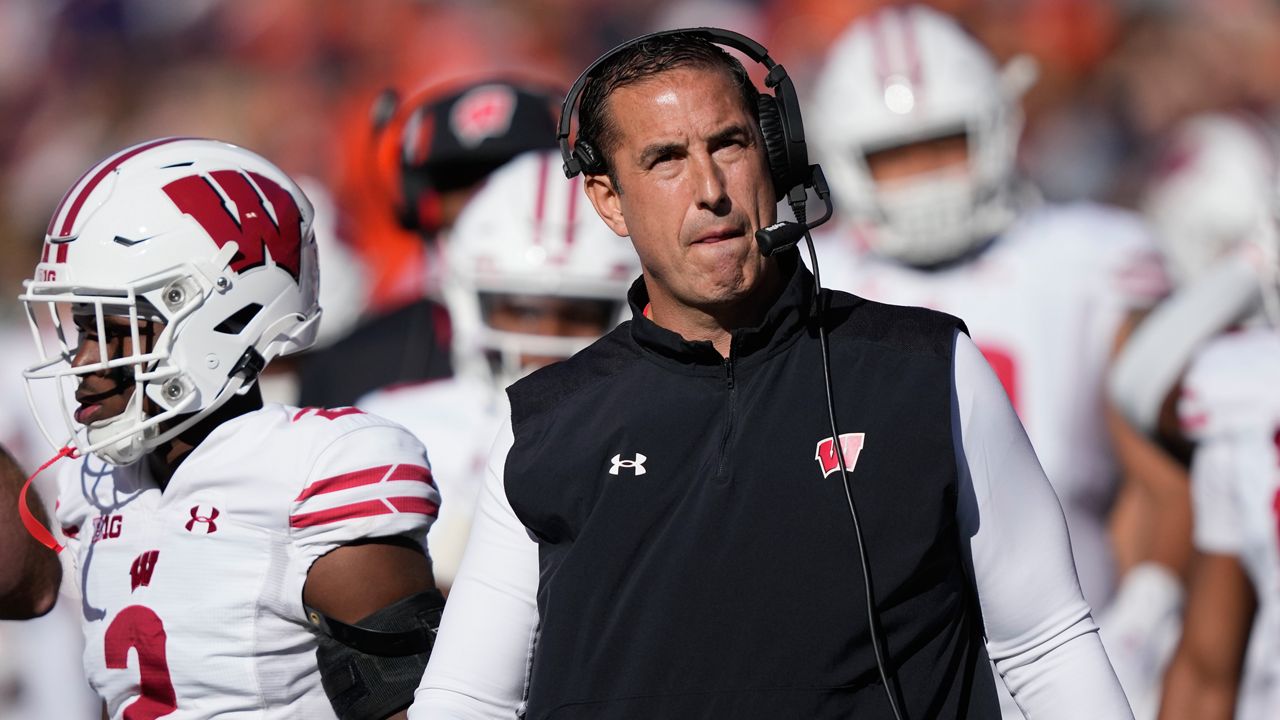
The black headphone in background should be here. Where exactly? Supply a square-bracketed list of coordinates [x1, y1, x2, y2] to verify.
[558, 27, 833, 256]
[556, 28, 904, 720]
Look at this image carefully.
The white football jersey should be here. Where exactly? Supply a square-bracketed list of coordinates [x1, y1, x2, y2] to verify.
[815, 202, 1168, 608]
[1180, 326, 1280, 718]
[359, 376, 507, 591]
[54, 403, 439, 720]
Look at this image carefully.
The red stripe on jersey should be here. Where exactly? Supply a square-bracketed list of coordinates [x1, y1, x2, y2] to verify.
[296, 466, 389, 501]
[900, 8, 923, 93]
[533, 152, 551, 247]
[867, 11, 892, 85]
[56, 138, 186, 237]
[386, 464, 436, 487]
[565, 174, 580, 248]
[295, 463, 433, 502]
[388, 496, 439, 516]
[61, 525, 80, 539]
[289, 497, 439, 529]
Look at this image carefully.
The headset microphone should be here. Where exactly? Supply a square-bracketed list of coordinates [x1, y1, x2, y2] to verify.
[755, 166, 834, 257]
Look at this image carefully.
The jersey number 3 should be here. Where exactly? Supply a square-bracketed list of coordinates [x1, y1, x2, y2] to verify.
[104, 605, 178, 719]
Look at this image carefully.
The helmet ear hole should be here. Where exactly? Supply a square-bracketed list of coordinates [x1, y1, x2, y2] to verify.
[214, 303, 263, 335]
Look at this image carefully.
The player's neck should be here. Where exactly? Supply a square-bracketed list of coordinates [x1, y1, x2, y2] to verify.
[147, 386, 264, 490]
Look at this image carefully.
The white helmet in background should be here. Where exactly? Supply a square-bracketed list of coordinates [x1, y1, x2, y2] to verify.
[812, 4, 1036, 266]
[20, 137, 320, 465]
[442, 150, 640, 385]
[1142, 113, 1278, 287]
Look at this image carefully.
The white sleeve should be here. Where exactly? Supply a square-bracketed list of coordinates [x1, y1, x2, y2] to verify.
[952, 330, 1133, 719]
[1189, 433, 1248, 555]
[409, 416, 540, 720]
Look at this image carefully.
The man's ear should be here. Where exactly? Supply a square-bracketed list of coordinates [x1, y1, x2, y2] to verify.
[584, 174, 629, 238]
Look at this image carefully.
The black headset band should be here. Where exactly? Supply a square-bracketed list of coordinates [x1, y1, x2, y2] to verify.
[558, 27, 788, 178]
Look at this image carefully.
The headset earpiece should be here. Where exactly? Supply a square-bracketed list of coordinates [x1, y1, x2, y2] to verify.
[756, 95, 793, 201]
[573, 140, 606, 177]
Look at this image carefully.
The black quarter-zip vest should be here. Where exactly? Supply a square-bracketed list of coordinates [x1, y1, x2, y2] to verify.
[505, 256, 999, 719]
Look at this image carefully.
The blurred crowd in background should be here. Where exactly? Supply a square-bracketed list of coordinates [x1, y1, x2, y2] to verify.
[1, 0, 1276, 319]
[2, 0, 1279, 717]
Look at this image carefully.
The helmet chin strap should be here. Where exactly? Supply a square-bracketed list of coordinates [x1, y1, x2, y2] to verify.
[18, 444, 80, 554]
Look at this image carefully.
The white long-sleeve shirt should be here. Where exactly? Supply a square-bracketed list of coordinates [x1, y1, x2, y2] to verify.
[410, 331, 1132, 719]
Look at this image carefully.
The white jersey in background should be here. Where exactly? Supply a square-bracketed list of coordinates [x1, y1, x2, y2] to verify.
[54, 404, 438, 720]
[815, 202, 1168, 610]
[1180, 327, 1280, 719]
[359, 375, 507, 591]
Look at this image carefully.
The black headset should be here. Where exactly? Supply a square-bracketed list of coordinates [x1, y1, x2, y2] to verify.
[556, 28, 905, 720]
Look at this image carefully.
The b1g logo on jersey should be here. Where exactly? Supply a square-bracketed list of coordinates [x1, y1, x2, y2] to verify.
[92, 514, 124, 543]
[162, 170, 304, 281]
[815, 433, 867, 478]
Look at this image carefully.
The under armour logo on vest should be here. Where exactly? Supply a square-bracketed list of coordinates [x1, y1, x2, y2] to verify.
[609, 453, 647, 476]
[185, 505, 219, 534]
[815, 433, 866, 478]
[130, 550, 160, 592]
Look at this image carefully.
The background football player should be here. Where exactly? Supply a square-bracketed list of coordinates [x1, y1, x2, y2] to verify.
[297, 78, 562, 409]
[359, 149, 640, 592]
[808, 5, 1181, 717]
[10, 138, 442, 720]
[1111, 111, 1280, 720]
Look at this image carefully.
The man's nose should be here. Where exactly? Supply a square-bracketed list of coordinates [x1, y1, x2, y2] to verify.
[691, 153, 730, 214]
[70, 338, 104, 369]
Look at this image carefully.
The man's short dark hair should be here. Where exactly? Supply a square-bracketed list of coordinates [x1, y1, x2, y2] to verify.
[576, 33, 760, 184]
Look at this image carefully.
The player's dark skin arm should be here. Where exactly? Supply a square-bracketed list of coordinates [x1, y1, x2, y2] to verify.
[1158, 551, 1255, 720]
[0, 443, 61, 619]
[305, 537, 437, 720]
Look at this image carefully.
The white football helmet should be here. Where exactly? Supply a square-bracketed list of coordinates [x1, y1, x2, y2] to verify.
[1142, 113, 1278, 287]
[812, 5, 1036, 266]
[20, 137, 321, 465]
[442, 150, 640, 386]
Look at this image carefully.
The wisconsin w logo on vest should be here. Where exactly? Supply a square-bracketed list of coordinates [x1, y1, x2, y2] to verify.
[162, 170, 304, 280]
[814, 433, 866, 478]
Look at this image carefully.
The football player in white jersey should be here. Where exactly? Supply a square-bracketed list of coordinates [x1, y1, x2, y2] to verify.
[809, 6, 1181, 717]
[9, 138, 443, 720]
[359, 149, 640, 592]
[1113, 112, 1280, 720]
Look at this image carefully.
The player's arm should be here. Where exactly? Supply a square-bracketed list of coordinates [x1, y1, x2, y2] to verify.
[1106, 311, 1193, 580]
[408, 417, 541, 720]
[1156, 430, 1258, 720]
[0, 443, 60, 619]
[951, 331, 1133, 719]
[1157, 551, 1254, 720]
[293, 423, 445, 720]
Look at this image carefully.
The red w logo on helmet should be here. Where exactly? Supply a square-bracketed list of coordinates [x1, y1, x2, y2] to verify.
[163, 170, 304, 280]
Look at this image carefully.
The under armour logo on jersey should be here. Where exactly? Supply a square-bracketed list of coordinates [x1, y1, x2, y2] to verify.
[130, 550, 160, 592]
[609, 453, 647, 476]
[185, 505, 219, 534]
[450, 85, 516, 148]
[815, 433, 867, 478]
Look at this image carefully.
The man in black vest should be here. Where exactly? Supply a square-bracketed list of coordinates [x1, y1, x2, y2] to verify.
[409, 30, 1132, 720]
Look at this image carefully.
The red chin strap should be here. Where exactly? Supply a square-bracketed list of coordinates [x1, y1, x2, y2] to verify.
[18, 445, 79, 554]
